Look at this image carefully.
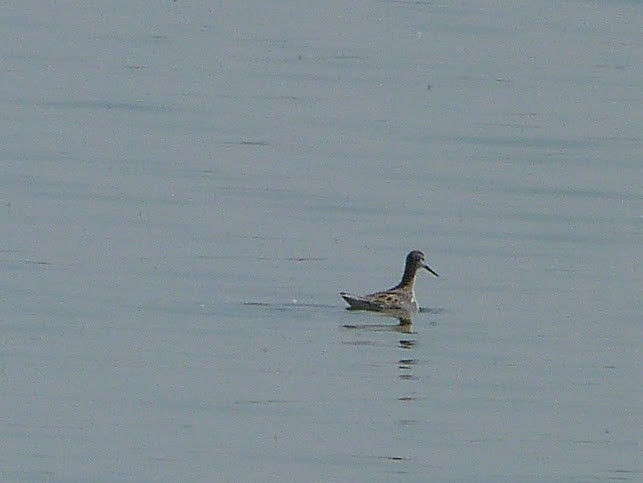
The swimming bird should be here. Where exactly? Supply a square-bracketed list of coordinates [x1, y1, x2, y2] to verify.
[340, 250, 439, 313]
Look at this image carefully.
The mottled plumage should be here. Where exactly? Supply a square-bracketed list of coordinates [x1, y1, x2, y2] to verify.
[340, 250, 438, 313]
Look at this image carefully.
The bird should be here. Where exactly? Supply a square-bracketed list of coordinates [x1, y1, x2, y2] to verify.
[340, 250, 438, 314]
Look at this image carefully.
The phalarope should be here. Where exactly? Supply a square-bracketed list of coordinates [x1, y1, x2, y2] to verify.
[340, 250, 438, 313]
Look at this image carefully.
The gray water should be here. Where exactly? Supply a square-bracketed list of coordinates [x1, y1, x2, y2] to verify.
[1, 1, 641, 481]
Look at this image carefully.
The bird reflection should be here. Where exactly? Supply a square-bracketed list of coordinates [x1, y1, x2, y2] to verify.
[342, 307, 416, 332]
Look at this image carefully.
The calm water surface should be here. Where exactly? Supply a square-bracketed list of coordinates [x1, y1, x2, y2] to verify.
[1, 1, 641, 481]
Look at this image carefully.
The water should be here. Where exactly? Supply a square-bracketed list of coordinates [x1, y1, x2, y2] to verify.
[1, 1, 641, 481]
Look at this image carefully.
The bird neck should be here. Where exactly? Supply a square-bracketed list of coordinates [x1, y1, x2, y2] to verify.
[395, 264, 418, 289]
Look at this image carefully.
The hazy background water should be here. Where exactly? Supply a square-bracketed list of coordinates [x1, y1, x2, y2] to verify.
[1, 1, 641, 481]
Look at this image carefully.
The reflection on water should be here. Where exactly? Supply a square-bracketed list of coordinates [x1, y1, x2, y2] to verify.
[398, 340, 420, 415]
[418, 307, 445, 315]
[398, 360, 418, 381]
[342, 304, 412, 328]
[342, 323, 415, 334]
[349, 454, 410, 462]
[244, 297, 442, 331]
[341, 321, 421, 467]
[341, 305, 435, 336]
[398, 340, 415, 349]
[243, 300, 442, 332]
[343, 306, 416, 327]
[398, 358, 418, 369]
[242, 301, 336, 309]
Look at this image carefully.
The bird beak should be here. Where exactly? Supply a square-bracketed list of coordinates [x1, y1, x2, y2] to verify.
[423, 265, 439, 277]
